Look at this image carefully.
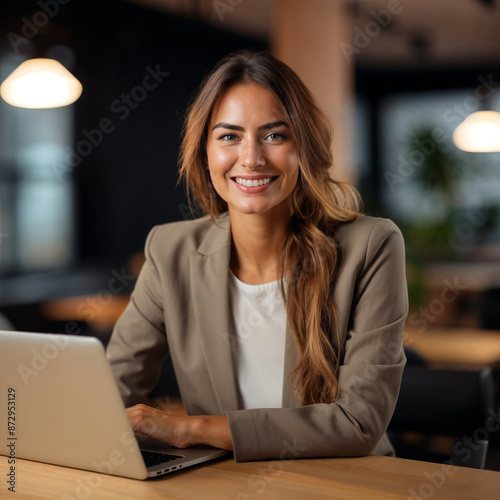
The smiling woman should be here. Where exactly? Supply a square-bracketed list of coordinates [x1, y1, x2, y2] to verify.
[106, 50, 408, 462]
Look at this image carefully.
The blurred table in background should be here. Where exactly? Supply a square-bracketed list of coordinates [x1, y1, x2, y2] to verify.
[41, 295, 130, 334]
[39, 253, 143, 336]
[404, 327, 500, 369]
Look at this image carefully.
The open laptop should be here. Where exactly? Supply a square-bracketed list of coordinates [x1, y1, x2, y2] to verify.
[0, 330, 231, 479]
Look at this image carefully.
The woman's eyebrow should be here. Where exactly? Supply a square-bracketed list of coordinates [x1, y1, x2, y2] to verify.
[212, 122, 244, 131]
[258, 120, 289, 131]
[212, 120, 289, 131]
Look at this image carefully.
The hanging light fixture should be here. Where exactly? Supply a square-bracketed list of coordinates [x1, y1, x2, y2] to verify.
[0, 58, 82, 109]
[453, 110, 500, 153]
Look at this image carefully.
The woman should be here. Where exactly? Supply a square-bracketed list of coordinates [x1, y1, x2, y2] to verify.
[106, 50, 408, 462]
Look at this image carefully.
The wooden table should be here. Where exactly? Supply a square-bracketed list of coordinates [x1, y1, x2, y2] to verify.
[2, 453, 500, 499]
[404, 327, 500, 368]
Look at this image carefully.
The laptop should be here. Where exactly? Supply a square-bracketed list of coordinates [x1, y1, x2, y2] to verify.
[0, 330, 231, 479]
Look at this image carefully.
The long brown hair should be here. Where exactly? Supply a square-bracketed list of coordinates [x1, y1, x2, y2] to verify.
[179, 51, 361, 405]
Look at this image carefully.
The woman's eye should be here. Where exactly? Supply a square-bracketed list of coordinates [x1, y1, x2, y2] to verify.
[266, 133, 285, 141]
[217, 134, 238, 141]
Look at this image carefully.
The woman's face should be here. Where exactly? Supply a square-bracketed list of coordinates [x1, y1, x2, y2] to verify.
[206, 83, 299, 218]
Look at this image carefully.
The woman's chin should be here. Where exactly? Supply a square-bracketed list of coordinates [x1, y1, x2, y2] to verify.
[228, 202, 273, 216]
[227, 201, 292, 219]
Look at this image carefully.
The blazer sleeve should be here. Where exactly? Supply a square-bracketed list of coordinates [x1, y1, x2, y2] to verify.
[106, 226, 169, 407]
[225, 219, 408, 461]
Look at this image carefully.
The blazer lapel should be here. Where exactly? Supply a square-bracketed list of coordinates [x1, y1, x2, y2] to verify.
[189, 214, 241, 412]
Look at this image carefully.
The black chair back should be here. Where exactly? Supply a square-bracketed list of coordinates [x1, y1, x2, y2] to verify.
[389, 365, 495, 469]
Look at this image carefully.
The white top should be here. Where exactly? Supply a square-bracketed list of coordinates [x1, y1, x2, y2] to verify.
[228, 270, 287, 409]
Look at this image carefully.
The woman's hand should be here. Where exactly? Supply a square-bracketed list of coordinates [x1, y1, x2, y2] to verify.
[126, 404, 233, 451]
[126, 404, 194, 448]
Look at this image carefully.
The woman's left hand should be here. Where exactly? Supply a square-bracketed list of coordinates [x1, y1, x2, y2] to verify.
[126, 404, 233, 451]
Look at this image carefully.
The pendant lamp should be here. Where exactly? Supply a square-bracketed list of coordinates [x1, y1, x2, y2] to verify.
[453, 110, 500, 153]
[0, 58, 82, 109]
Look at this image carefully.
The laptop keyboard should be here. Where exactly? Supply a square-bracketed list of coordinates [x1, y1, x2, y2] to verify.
[141, 450, 182, 467]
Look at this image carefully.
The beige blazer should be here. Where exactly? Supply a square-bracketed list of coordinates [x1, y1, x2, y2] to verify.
[107, 212, 408, 461]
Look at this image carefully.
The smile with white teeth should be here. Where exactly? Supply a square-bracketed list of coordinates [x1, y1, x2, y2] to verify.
[234, 177, 275, 187]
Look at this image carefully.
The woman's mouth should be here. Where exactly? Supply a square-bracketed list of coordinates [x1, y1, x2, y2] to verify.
[232, 176, 278, 187]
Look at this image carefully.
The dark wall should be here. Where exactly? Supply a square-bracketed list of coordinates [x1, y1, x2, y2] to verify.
[69, 1, 267, 263]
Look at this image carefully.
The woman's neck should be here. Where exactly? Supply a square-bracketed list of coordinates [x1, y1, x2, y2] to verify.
[228, 207, 291, 285]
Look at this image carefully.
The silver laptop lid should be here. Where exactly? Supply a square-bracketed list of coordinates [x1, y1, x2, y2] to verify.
[0, 331, 149, 479]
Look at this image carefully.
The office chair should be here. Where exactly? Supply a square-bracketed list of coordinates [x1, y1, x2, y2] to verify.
[480, 288, 500, 329]
[0, 312, 15, 331]
[388, 362, 495, 469]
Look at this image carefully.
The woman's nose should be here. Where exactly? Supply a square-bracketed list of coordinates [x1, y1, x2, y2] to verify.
[240, 140, 265, 169]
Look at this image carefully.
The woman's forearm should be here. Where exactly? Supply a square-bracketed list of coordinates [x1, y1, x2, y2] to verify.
[192, 415, 233, 451]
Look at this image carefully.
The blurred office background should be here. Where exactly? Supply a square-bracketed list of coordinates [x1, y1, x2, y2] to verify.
[1, 0, 500, 469]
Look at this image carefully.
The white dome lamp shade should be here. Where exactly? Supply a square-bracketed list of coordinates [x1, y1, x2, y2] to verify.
[453, 110, 500, 153]
[0, 58, 82, 109]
